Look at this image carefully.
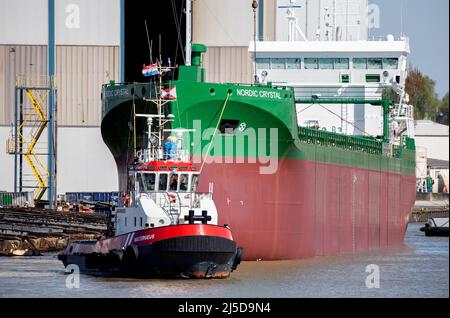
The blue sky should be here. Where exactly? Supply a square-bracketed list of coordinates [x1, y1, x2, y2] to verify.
[369, 0, 449, 98]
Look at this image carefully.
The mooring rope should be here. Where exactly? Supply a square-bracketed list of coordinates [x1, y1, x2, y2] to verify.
[200, 92, 231, 173]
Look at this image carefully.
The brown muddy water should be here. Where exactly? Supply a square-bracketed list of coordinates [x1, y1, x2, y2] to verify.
[0, 223, 448, 298]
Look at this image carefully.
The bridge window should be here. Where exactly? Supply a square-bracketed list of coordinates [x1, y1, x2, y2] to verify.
[286, 58, 301, 70]
[334, 58, 349, 69]
[158, 173, 168, 191]
[383, 58, 398, 69]
[256, 58, 270, 69]
[271, 58, 286, 70]
[367, 58, 383, 69]
[304, 58, 319, 69]
[353, 58, 367, 69]
[179, 174, 189, 192]
[318, 58, 334, 70]
[191, 174, 200, 192]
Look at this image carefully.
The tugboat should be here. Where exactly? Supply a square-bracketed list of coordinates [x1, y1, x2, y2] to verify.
[58, 65, 243, 278]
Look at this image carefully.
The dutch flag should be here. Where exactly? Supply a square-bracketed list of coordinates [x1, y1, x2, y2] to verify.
[142, 63, 159, 77]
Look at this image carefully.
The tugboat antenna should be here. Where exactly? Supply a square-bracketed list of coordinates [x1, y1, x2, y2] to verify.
[185, 0, 192, 66]
[159, 33, 162, 64]
[144, 20, 153, 64]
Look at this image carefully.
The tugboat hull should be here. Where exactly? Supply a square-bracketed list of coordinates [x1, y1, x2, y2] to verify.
[58, 225, 242, 279]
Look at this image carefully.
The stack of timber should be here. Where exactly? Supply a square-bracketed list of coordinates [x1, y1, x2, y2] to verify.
[0, 207, 108, 256]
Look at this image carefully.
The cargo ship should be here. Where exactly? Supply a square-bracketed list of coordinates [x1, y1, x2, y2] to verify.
[100, 1, 416, 260]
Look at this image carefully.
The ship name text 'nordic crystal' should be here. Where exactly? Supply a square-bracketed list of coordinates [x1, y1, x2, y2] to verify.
[236, 89, 282, 100]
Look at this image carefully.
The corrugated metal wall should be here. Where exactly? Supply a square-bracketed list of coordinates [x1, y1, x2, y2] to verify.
[56, 46, 119, 126]
[0, 0, 121, 127]
[203, 47, 253, 84]
[0, 45, 48, 125]
[0, 45, 119, 126]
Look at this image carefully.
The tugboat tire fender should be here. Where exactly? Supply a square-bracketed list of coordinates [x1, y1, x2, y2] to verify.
[231, 247, 243, 271]
[122, 245, 139, 265]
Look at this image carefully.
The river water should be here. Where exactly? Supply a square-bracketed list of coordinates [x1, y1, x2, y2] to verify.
[0, 223, 448, 298]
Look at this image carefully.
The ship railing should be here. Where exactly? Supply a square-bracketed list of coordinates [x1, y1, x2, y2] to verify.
[142, 191, 212, 210]
[293, 86, 382, 100]
[368, 35, 409, 43]
[298, 126, 383, 155]
[298, 126, 416, 158]
[136, 148, 191, 163]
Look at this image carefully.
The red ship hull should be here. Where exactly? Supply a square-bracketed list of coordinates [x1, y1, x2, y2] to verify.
[58, 224, 242, 278]
[197, 158, 416, 261]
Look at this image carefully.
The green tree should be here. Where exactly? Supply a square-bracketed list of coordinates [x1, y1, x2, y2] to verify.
[382, 87, 398, 102]
[437, 93, 449, 125]
[405, 68, 440, 120]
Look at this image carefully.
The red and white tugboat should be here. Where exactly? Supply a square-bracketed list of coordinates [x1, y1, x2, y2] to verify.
[58, 67, 242, 278]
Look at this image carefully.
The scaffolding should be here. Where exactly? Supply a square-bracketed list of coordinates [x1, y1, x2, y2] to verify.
[7, 75, 57, 205]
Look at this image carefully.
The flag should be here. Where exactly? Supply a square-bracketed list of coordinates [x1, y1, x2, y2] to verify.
[161, 87, 177, 100]
[142, 63, 159, 77]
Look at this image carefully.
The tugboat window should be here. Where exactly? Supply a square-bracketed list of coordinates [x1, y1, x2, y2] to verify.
[159, 173, 168, 191]
[179, 174, 189, 192]
[219, 119, 240, 134]
[191, 174, 200, 192]
[142, 173, 156, 191]
[169, 174, 178, 191]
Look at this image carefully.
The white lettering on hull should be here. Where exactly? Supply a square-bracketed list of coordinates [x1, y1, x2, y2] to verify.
[236, 89, 282, 100]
